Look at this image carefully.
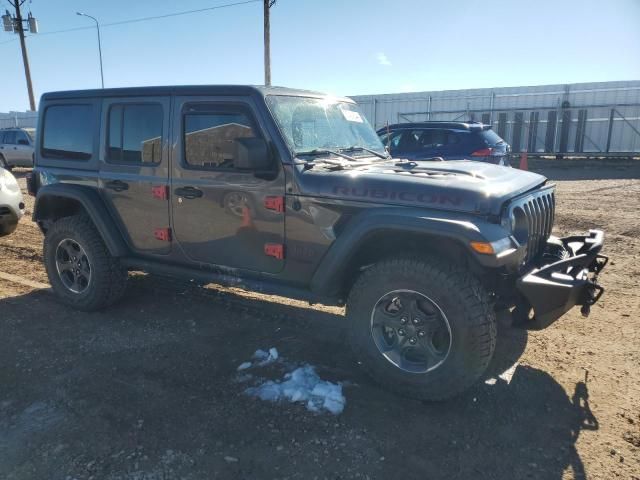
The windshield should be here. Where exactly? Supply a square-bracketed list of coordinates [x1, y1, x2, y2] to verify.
[266, 95, 386, 157]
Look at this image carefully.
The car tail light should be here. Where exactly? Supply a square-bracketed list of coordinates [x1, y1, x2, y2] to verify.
[471, 148, 494, 157]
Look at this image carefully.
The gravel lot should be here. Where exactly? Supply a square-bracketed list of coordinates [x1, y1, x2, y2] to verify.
[1, 165, 639, 480]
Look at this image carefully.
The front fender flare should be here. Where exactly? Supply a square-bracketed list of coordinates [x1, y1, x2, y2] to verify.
[309, 207, 510, 297]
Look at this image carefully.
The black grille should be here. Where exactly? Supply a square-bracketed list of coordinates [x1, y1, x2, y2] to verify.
[521, 189, 555, 263]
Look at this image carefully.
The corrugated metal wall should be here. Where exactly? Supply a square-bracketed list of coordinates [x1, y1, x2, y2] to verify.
[0, 111, 38, 129]
[352, 81, 640, 155]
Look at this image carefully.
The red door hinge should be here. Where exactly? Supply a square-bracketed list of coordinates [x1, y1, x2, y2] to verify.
[154, 228, 172, 242]
[152, 185, 169, 200]
[264, 196, 285, 213]
[264, 243, 285, 260]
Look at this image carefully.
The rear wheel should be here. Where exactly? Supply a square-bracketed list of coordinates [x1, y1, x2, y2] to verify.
[347, 255, 496, 401]
[44, 215, 128, 311]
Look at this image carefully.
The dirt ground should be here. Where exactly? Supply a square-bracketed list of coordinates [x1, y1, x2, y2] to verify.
[0, 166, 639, 480]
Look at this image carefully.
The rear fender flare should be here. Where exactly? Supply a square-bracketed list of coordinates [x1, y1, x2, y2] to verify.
[34, 184, 129, 257]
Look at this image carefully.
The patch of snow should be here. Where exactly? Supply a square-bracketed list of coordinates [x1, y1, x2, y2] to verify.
[252, 347, 279, 366]
[236, 361, 252, 371]
[498, 362, 518, 384]
[245, 365, 345, 415]
[252, 349, 269, 360]
[484, 362, 519, 386]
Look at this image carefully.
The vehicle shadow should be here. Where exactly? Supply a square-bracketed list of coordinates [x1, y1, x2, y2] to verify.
[0, 277, 598, 480]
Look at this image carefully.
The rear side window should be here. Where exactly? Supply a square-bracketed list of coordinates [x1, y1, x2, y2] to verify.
[183, 107, 258, 170]
[107, 104, 163, 164]
[2, 131, 16, 145]
[42, 105, 93, 160]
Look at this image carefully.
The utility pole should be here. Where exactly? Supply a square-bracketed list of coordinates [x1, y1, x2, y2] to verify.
[3, 0, 38, 111]
[263, 0, 276, 86]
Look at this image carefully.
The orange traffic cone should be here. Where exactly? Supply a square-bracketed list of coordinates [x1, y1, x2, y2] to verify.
[519, 152, 528, 170]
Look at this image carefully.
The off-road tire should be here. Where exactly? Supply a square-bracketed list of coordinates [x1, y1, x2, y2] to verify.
[43, 215, 128, 311]
[347, 255, 496, 401]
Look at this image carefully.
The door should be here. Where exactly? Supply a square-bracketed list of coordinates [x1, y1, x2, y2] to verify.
[171, 96, 286, 273]
[98, 97, 172, 255]
[14, 130, 34, 166]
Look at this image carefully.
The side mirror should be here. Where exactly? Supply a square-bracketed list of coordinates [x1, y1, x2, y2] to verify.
[234, 137, 272, 170]
[18, 139, 29, 146]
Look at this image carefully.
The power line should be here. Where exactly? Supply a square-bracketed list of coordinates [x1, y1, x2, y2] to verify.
[33, 0, 262, 37]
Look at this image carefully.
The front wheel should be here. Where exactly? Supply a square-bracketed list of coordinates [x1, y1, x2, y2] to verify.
[347, 256, 496, 401]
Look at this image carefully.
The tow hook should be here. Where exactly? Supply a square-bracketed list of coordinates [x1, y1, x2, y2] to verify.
[581, 282, 605, 317]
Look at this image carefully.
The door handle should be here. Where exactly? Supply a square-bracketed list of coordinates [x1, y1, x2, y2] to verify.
[175, 186, 203, 199]
[105, 180, 129, 192]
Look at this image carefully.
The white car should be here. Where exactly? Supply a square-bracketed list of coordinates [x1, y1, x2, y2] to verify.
[0, 167, 24, 236]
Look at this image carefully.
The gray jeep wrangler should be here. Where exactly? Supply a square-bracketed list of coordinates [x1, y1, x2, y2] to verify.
[28, 86, 607, 400]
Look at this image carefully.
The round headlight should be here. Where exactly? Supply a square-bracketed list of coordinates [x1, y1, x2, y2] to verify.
[511, 207, 529, 245]
[502, 207, 529, 246]
[501, 210, 516, 232]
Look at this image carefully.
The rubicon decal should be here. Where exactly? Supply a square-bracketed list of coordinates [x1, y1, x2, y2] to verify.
[331, 186, 462, 206]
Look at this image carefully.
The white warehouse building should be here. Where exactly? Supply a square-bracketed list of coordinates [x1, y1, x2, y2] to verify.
[3, 80, 639, 156]
[351, 80, 640, 156]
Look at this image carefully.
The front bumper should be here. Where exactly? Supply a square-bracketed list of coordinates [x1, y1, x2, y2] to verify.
[516, 229, 607, 329]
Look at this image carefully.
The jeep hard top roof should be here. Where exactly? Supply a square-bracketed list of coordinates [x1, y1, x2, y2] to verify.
[40, 85, 354, 103]
[379, 121, 493, 132]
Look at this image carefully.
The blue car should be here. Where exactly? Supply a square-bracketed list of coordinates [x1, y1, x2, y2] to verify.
[377, 122, 511, 165]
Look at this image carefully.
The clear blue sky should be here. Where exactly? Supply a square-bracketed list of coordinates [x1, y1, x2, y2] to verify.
[1, 0, 639, 112]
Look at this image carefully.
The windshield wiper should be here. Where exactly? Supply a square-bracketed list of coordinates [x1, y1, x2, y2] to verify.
[296, 148, 357, 161]
[339, 145, 390, 160]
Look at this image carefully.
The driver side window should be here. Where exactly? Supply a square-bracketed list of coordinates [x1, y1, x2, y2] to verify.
[380, 131, 403, 151]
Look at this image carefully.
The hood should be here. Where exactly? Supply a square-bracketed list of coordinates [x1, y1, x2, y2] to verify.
[296, 159, 547, 216]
